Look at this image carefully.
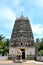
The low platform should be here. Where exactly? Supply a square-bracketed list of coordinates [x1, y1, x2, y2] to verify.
[15, 59, 23, 63]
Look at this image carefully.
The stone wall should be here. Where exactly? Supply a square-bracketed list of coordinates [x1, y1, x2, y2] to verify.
[36, 56, 43, 61]
[9, 47, 35, 60]
[25, 47, 35, 55]
[25, 47, 35, 59]
[0, 56, 8, 60]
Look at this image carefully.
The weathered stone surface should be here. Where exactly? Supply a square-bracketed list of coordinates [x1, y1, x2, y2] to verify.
[9, 15, 35, 60]
[10, 15, 34, 47]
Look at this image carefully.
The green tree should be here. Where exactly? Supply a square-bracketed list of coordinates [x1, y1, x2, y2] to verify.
[5, 39, 9, 53]
[36, 38, 40, 43]
[35, 38, 43, 56]
[35, 38, 40, 54]
[0, 35, 9, 56]
[39, 38, 43, 51]
[0, 35, 4, 41]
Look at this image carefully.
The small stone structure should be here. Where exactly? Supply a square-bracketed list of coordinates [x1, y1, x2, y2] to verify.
[9, 15, 35, 61]
[0, 56, 8, 60]
[36, 56, 43, 61]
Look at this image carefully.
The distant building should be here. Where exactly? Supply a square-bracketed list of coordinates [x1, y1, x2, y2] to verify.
[9, 15, 35, 61]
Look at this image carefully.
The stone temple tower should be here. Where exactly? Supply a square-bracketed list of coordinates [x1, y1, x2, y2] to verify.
[9, 15, 35, 60]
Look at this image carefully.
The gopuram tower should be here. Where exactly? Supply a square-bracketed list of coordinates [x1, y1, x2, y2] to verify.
[9, 15, 35, 60]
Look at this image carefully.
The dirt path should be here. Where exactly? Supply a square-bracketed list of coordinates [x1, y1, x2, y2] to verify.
[0, 60, 13, 64]
[0, 60, 43, 65]
[24, 60, 43, 65]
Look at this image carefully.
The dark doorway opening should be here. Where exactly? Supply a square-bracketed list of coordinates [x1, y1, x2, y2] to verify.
[21, 43, 23, 46]
[20, 49, 25, 59]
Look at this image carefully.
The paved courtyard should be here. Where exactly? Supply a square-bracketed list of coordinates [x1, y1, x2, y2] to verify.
[0, 63, 43, 65]
[0, 60, 43, 65]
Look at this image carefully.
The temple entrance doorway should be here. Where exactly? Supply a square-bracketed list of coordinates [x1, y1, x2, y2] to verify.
[20, 49, 25, 59]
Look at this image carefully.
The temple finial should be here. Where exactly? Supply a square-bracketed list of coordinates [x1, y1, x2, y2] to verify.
[21, 11, 23, 17]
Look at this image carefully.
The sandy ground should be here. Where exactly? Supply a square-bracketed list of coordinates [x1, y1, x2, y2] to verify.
[0, 60, 43, 65]
[0, 60, 13, 64]
[24, 60, 43, 65]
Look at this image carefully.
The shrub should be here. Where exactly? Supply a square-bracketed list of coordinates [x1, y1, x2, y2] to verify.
[38, 50, 43, 56]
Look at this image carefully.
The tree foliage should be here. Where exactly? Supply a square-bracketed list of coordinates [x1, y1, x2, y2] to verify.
[0, 35, 9, 56]
[35, 38, 43, 56]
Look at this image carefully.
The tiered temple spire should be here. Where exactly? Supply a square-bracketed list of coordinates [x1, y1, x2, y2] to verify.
[10, 15, 34, 47]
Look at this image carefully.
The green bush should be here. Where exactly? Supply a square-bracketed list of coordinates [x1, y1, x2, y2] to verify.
[40, 50, 43, 56]
[38, 50, 43, 56]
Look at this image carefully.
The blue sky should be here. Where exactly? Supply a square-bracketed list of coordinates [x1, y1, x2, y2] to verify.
[0, 0, 43, 40]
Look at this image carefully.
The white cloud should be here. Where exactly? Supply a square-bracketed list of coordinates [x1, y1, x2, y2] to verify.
[0, 7, 16, 39]
[34, 0, 43, 8]
[1, 0, 21, 7]
[11, 0, 21, 7]
[0, 7, 16, 21]
[0, 0, 25, 38]
[31, 24, 43, 35]
[0, 6, 24, 30]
